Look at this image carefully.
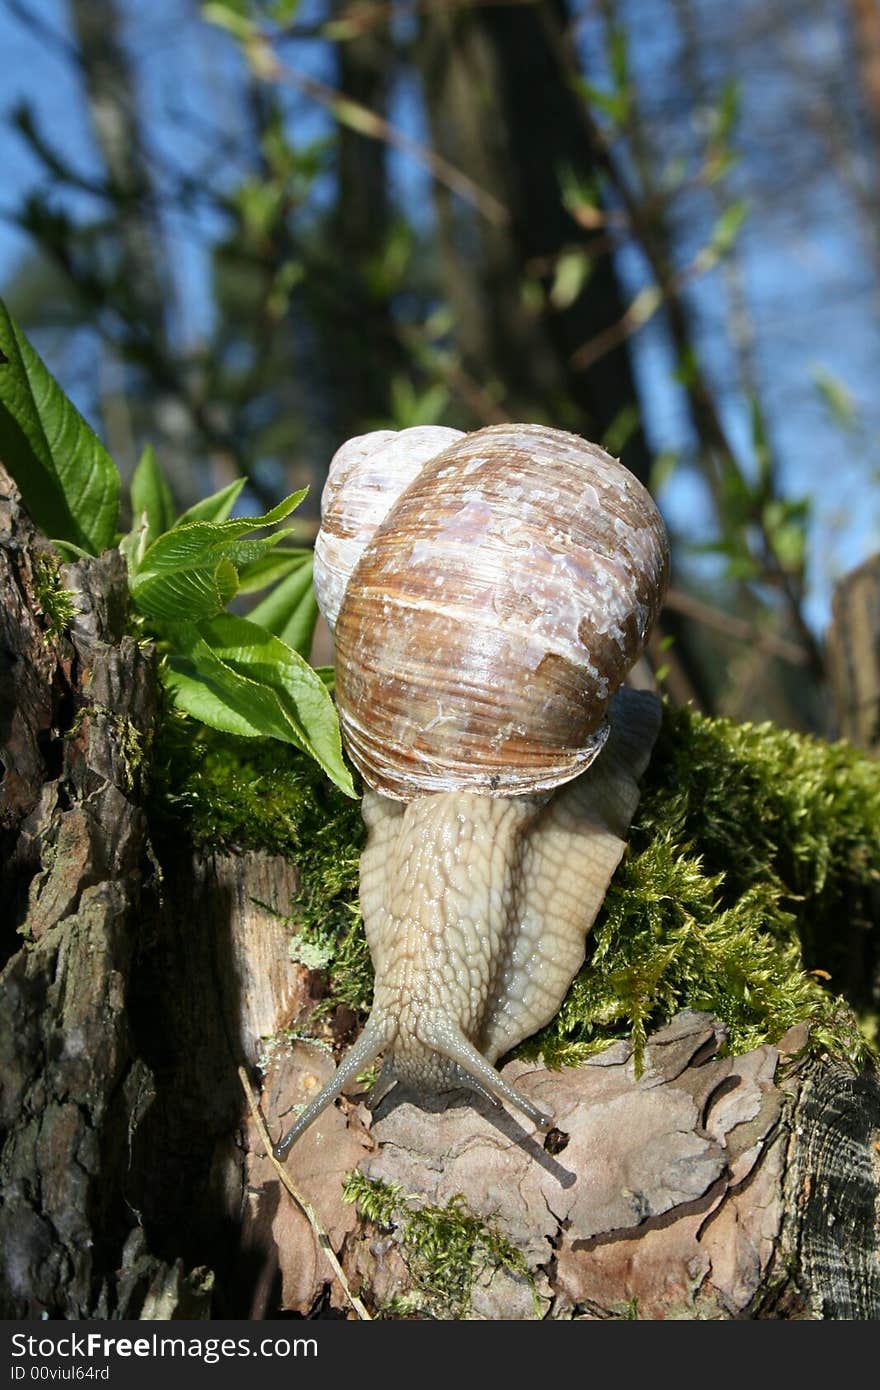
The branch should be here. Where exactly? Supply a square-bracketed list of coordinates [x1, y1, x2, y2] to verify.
[664, 585, 811, 666]
[238, 32, 511, 226]
[237, 1065, 371, 1321]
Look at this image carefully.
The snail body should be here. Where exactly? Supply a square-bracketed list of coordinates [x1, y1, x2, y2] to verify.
[276, 425, 668, 1157]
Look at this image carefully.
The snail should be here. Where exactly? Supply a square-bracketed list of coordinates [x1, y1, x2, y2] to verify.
[274, 423, 669, 1159]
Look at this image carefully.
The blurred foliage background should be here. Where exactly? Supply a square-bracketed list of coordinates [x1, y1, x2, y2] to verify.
[2, 0, 879, 735]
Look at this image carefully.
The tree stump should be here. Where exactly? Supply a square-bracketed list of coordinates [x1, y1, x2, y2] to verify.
[1, 472, 878, 1320]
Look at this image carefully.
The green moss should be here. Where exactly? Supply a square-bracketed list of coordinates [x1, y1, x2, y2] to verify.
[32, 551, 77, 640]
[150, 701, 879, 1069]
[342, 1171, 536, 1319]
[521, 704, 879, 1070]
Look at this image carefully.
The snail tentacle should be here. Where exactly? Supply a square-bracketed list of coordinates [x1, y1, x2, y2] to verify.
[272, 1018, 388, 1161]
[427, 1022, 553, 1131]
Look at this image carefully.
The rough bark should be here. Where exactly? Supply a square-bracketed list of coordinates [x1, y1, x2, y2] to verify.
[0, 468, 187, 1317]
[0, 469, 315, 1318]
[1, 474, 878, 1320]
[826, 551, 880, 754]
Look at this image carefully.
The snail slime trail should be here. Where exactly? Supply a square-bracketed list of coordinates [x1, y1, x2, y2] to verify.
[275, 424, 669, 1159]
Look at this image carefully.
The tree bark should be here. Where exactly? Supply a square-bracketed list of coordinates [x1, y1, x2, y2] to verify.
[826, 552, 880, 754]
[1, 474, 878, 1319]
[248, 1011, 880, 1320]
[326, 0, 399, 438]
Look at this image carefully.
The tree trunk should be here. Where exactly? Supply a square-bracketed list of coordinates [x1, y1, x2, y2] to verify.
[325, 0, 399, 439]
[66, 0, 171, 346]
[416, 0, 654, 481]
[1, 473, 878, 1320]
[826, 552, 880, 754]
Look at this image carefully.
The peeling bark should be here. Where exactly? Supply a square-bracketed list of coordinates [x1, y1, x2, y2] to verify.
[253, 1013, 880, 1320]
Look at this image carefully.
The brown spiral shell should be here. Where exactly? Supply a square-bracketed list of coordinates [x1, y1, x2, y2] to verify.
[324, 422, 669, 800]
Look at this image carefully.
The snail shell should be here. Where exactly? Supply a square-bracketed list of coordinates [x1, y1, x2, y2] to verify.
[329, 423, 668, 799]
[314, 425, 464, 631]
[274, 423, 668, 1158]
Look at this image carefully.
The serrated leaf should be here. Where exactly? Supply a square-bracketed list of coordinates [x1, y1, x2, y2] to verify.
[175, 477, 245, 526]
[135, 546, 241, 620]
[163, 613, 355, 796]
[130, 490, 307, 620]
[0, 296, 119, 554]
[248, 555, 318, 655]
[130, 444, 175, 551]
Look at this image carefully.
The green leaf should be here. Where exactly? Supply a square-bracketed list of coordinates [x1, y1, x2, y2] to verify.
[762, 497, 809, 576]
[130, 490, 307, 620]
[174, 477, 246, 526]
[236, 545, 312, 594]
[812, 367, 858, 432]
[549, 249, 591, 310]
[389, 376, 449, 428]
[0, 296, 120, 554]
[608, 23, 630, 90]
[602, 404, 640, 456]
[649, 449, 679, 494]
[710, 199, 749, 257]
[201, 1, 252, 40]
[163, 613, 355, 797]
[248, 555, 318, 655]
[715, 78, 740, 145]
[575, 79, 629, 125]
[130, 445, 175, 548]
[749, 393, 773, 491]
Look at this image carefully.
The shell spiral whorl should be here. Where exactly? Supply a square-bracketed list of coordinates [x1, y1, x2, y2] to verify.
[324, 423, 669, 800]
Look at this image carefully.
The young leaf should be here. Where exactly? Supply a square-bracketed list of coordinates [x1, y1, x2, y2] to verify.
[174, 477, 246, 527]
[0, 296, 120, 554]
[129, 491, 307, 620]
[248, 555, 318, 655]
[710, 199, 749, 257]
[163, 613, 355, 796]
[130, 444, 175, 549]
[236, 545, 312, 594]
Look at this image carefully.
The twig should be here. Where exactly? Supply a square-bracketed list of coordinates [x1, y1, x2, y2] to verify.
[664, 586, 810, 666]
[245, 41, 510, 227]
[237, 1065, 372, 1321]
